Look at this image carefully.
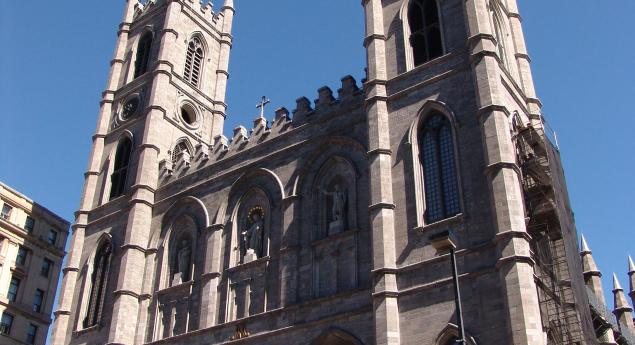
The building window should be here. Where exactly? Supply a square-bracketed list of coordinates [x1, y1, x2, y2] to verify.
[47, 230, 58, 246]
[26, 324, 37, 344]
[33, 289, 44, 313]
[171, 140, 191, 164]
[7, 277, 20, 302]
[491, 9, 509, 68]
[1, 204, 12, 220]
[418, 112, 460, 223]
[25, 216, 35, 232]
[184, 37, 204, 87]
[16, 246, 28, 266]
[110, 137, 133, 200]
[41, 258, 53, 277]
[134, 31, 153, 78]
[84, 240, 112, 328]
[408, 0, 443, 66]
[0, 313, 13, 335]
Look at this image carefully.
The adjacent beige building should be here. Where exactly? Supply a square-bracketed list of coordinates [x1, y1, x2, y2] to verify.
[0, 182, 69, 345]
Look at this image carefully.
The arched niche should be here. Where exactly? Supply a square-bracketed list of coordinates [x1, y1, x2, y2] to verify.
[232, 188, 271, 265]
[311, 329, 364, 345]
[313, 156, 358, 239]
[152, 196, 209, 290]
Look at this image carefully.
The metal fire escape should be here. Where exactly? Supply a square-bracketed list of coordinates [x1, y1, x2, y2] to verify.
[514, 118, 585, 345]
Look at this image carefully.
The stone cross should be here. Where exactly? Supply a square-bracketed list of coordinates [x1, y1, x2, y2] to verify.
[256, 96, 270, 119]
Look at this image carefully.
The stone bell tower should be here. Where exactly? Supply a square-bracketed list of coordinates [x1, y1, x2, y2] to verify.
[51, 1, 234, 344]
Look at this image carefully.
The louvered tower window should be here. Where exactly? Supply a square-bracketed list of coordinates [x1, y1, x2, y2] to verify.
[184, 38, 204, 87]
[418, 112, 460, 223]
[83, 240, 112, 329]
[172, 141, 191, 164]
[134, 32, 153, 78]
[110, 138, 132, 200]
[408, 0, 443, 66]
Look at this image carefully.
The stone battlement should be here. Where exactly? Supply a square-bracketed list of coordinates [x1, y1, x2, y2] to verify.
[134, 0, 222, 25]
[159, 74, 364, 182]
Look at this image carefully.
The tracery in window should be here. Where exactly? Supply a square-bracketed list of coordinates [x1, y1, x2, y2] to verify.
[171, 140, 191, 164]
[184, 37, 204, 87]
[418, 112, 460, 223]
[83, 239, 112, 329]
[408, 0, 443, 66]
[110, 137, 132, 199]
[134, 31, 153, 78]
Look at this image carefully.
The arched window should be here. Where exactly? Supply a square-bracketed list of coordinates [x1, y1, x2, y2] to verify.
[408, 0, 443, 66]
[171, 140, 191, 164]
[418, 112, 460, 223]
[83, 239, 112, 328]
[134, 32, 153, 78]
[184, 37, 204, 87]
[110, 137, 132, 199]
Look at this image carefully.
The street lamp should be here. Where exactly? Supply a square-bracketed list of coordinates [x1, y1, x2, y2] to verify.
[430, 230, 466, 345]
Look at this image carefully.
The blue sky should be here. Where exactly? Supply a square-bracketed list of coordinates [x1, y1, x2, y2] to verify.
[1, 0, 633, 340]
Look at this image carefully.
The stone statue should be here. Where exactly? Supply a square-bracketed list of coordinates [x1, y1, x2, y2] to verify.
[241, 212, 264, 261]
[323, 184, 347, 230]
[176, 239, 191, 283]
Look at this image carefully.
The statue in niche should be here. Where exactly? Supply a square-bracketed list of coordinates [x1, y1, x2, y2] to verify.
[173, 239, 191, 284]
[241, 207, 265, 263]
[322, 184, 347, 235]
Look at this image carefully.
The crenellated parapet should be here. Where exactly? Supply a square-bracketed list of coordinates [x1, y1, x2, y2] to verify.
[132, 0, 229, 30]
[159, 75, 364, 183]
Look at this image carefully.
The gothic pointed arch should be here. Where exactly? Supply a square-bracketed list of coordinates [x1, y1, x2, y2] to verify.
[109, 134, 133, 200]
[401, 0, 444, 70]
[407, 101, 462, 227]
[311, 328, 364, 345]
[488, 0, 511, 69]
[171, 138, 193, 164]
[134, 30, 153, 78]
[81, 233, 113, 329]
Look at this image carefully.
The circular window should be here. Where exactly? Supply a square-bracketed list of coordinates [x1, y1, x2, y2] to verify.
[180, 103, 199, 128]
[120, 96, 140, 121]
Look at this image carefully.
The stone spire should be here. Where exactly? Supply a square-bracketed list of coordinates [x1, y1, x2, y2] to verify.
[629, 255, 635, 307]
[580, 235, 606, 305]
[612, 273, 635, 333]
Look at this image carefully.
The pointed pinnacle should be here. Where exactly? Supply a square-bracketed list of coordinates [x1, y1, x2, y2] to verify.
[613, 273, 624, 291]
[581, 234, 591, 253]
[629, 256, 635, 274]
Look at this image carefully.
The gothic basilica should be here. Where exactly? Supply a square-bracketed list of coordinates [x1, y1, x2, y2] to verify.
[51, 0, 635, 345]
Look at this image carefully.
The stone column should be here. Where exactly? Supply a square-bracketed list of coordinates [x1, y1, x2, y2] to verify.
[362, 1, 400, 344]
[613, 274, 635, 333]
[465, 0, 545, 344]
[505, 0, 541, 119]
[580, 235, 606, 305]
[628, 256, 634, 308]
[50, 2, 139, 344]
[199, 224, 224, 328]
[211, 0, 235, 139]
[279, 195, 299, 307]
[107, 2, 180, 344]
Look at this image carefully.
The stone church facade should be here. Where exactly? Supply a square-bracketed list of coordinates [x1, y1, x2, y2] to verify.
[50, 0, 606, 344]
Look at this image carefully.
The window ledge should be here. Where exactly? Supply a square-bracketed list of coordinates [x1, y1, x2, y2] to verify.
[311, 228, 359, 247]
[413, 213, 465, 234]
[157, 280, 194, 296]
[73, 324, 99, 336]
[227, 256, 271, 273]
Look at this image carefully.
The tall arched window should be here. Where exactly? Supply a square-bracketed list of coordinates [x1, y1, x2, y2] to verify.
[408, 0, 443, 66]
[184, 37, 204, 87]
[134, 32, 153, 78]
[110, 138, 132, 199]
[418, 112, 460, 223]
[83, 239, 112, 328]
